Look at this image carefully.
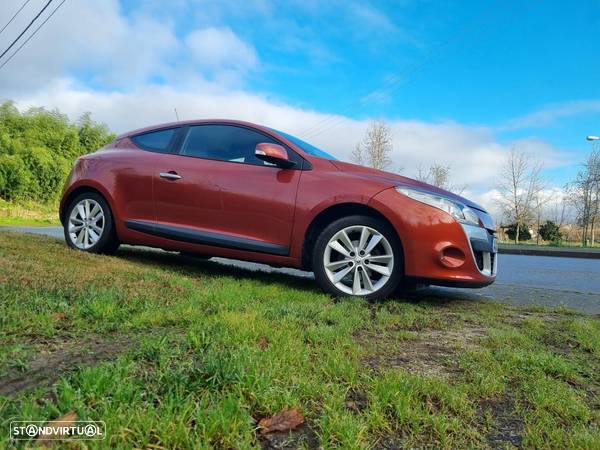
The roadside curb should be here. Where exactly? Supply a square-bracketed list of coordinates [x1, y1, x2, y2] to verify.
[499, 244, 600, 259]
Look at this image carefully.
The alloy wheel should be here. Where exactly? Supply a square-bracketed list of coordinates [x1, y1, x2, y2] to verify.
[68, 198, 105, 250]
[323, 225, 394, 296]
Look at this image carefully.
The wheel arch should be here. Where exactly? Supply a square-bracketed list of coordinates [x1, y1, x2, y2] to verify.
[301, 202, 404, 270]
[60, 184, 116, 226]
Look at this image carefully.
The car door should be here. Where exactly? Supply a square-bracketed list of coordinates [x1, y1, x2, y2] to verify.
[152, 124, 303, 255]
[117, 126, 180, 225]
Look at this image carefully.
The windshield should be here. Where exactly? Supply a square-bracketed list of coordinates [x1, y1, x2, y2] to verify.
[272, 129, 338, 160]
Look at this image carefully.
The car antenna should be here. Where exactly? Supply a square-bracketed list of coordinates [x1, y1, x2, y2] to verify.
[174, 108, 180, 121]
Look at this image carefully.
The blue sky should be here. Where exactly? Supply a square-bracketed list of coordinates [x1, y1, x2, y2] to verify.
[0, 0, 599, 209]
[121, 1, 600, 155]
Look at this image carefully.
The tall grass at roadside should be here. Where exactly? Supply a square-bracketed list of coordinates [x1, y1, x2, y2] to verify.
[0, 231, 598, 448]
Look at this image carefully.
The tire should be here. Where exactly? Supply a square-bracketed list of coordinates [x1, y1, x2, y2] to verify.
[63, 191, 120, 254]
[312, 215, 403, 300]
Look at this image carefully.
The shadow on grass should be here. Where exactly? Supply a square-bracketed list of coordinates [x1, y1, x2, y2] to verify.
[397, 286, 485, 307]
[114, 245, 483, 308]
[116, 246, 320, 294]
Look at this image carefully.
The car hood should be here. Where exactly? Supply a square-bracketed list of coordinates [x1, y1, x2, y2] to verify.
[330, 160, 487, 212]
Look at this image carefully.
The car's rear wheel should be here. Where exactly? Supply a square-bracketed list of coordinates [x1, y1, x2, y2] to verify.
[64, 192, 120, 254]
[312, 215, 403, 300]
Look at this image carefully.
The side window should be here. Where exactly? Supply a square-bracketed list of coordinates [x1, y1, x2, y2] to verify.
[180, 125, 280, 166]
[131, 128, 177, 153]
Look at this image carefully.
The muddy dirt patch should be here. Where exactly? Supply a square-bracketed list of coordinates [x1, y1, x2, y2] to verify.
[357, 324, 486, 378]
[0, 334, 136, 396]
[478, 394, 523, 449]
[502, 310, 565, 326]
[258, 423, 320, 450]
[345, 387, 369, 414]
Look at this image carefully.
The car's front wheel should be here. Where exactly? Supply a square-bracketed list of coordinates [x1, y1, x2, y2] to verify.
[312, 215, 403, 300]
[64, 192, 120, 254]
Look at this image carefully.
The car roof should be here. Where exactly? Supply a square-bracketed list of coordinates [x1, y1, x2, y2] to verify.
[116, 119, 274, 140]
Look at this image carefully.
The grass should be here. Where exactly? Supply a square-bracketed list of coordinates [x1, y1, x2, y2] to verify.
[0, 199, 60, 226]
[0, 231, 598, 449]
[498, 240, 600, 249]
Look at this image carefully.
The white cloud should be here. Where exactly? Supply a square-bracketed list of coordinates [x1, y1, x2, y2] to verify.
[466, 189, 503, 221]
[347, 2, 399, 34]
[11, 78, 569, 213]
[0, 0, 257, 92]
[471, 186, 575, 226]
[0, 0, 179, 91]
[500, 100, 600, 130]
[185, 27, 258, 78]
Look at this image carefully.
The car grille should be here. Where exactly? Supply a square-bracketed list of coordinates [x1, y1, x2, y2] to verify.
[474, 249, 497, 276]
[470, 229, 497, 276]
[461, 223, 498, 277]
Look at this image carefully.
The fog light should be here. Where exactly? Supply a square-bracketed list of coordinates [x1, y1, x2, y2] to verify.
[439, 246, 466, 268]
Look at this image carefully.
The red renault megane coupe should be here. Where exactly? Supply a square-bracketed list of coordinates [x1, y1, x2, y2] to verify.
[60, 120, 497, 299]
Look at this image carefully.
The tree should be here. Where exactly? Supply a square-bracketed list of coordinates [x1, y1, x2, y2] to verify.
[0, 154, 29, 200]
[496, 149, 544, 244]
[0, 101, 115, 203]
[506, 223, 532, 242]
[415, 163, 466, 194]
[567, 150, 599, 246]
[548, 191, 569, 227]
[538, 220, 562, 242]
[567, 149, 600, 246]
[352, 120, 393, 170]
[351, 142, 365, 166]
[78, 112, 113, 154]
[532, 189, 552, 245]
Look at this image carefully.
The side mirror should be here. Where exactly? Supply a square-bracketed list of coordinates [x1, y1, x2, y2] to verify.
[255, 143, 296, 168]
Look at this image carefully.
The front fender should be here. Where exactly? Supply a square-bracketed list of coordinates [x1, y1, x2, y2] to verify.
[368, 187, 488, 283]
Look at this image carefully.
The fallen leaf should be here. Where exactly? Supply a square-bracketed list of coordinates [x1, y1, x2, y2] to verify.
[258, 408, 304, 434]
[52, 312, 67, 321]
[345, 400, 358, 411]
[257, 336, 270, 349]
[37, 411, 78, 445]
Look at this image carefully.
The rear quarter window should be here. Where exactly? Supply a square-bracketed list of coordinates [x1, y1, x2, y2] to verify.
[131, 128, 177, 152]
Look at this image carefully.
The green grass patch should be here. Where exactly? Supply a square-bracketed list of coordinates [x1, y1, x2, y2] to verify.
[0, 199, 60, 226]
[0, 231, 598, 448]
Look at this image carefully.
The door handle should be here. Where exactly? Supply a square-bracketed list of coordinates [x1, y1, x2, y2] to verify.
[159, 171, 182, 180]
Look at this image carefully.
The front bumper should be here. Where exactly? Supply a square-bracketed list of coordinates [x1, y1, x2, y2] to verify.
[368, 187, 497, 288]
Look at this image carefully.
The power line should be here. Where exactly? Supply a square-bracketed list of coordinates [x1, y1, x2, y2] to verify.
[299, 0, 505, 141]
[0, 0, 33, 37]
[0, 0, 67, 71]
[0, 0, 53, 62]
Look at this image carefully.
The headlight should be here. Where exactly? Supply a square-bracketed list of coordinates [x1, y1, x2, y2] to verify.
[395, 186, 481, 226]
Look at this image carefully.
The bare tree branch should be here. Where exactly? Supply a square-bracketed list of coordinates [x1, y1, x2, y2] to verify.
[567, 148, 600, 246]
[415, 163, 466, 195]
[352, 120, 393, 171]
[351, 142, 365, 166]
[496, 148, 545, 243]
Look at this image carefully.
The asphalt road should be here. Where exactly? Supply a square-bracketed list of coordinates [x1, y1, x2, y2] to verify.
[2, 226, 600, 315]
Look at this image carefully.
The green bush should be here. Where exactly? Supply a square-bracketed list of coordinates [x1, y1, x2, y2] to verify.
[538, 220, 562, 243]
[506, 223, 532, 242]
[0, 154, 30, 200]
[0, 101, 115, 203]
